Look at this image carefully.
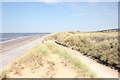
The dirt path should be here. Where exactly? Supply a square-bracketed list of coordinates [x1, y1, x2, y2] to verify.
[51, 41, 119, 78]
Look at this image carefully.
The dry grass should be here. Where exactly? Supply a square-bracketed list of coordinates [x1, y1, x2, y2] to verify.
[44, 31, 119, 70]
[0, 42, 96, 78]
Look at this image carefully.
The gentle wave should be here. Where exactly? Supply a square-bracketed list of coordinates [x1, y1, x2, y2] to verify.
[0, 36, 32, 44]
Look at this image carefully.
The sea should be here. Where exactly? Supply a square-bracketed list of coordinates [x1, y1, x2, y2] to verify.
[0, 33, 49, 43]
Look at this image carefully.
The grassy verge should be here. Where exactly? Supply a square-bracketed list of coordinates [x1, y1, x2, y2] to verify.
[0, 42, 96, 78]
[44, 31, 119, 70]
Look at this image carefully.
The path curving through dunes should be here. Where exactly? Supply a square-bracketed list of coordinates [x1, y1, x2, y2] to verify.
[50, 41, 119, 78]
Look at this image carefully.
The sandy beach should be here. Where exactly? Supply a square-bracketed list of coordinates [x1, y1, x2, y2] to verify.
[0, 36, 44, 68]
[0, 36, 42, 53]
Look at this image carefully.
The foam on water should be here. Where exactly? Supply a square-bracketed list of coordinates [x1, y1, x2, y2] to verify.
[0, 33, 48, 43]
[0, 36, 32, 44]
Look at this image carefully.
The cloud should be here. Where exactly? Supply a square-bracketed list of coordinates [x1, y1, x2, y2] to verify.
[87, 0, 119, 2]
[1, 0, 119, 2]
[37, 0, 59, 4]
[37, 0, 119, 4]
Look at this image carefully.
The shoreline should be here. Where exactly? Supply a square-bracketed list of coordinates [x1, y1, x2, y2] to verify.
[0, 36, 33, 44]
[0, 36, 43, 68]
[0, 36, 41, 54]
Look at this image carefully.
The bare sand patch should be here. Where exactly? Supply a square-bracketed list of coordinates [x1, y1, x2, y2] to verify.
[6, 54, 80, 78]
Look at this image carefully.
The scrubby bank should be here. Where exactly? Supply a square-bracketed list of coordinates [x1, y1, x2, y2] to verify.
[45, 31, 119, 70]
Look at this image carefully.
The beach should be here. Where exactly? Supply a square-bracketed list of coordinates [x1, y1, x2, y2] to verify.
[0, 32, 119, 78]
[0, 35, 44, 68]
[0, 36, 41, 53]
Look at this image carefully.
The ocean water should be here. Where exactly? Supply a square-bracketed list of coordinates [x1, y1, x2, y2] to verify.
[0, 33, 49, 43]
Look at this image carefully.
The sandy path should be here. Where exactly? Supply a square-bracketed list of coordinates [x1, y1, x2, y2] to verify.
[51, 41, 119, 78]
[0, 37, 43, 68]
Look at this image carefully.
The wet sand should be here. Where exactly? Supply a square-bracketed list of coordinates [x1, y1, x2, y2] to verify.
[0, 36, 41, 54]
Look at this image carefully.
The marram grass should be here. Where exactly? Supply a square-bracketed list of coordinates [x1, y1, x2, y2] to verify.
[45, 31, 119, 69]
[0, 42, 96, 78]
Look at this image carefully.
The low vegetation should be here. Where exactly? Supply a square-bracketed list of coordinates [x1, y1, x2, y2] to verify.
[0, 42, 96, 78]
[45, 31, 119, 70]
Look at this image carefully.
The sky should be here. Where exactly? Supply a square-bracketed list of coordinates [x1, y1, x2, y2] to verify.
[0, 1, 118, 33]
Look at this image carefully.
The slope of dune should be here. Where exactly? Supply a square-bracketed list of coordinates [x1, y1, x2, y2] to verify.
[0, 42, 96, 78]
